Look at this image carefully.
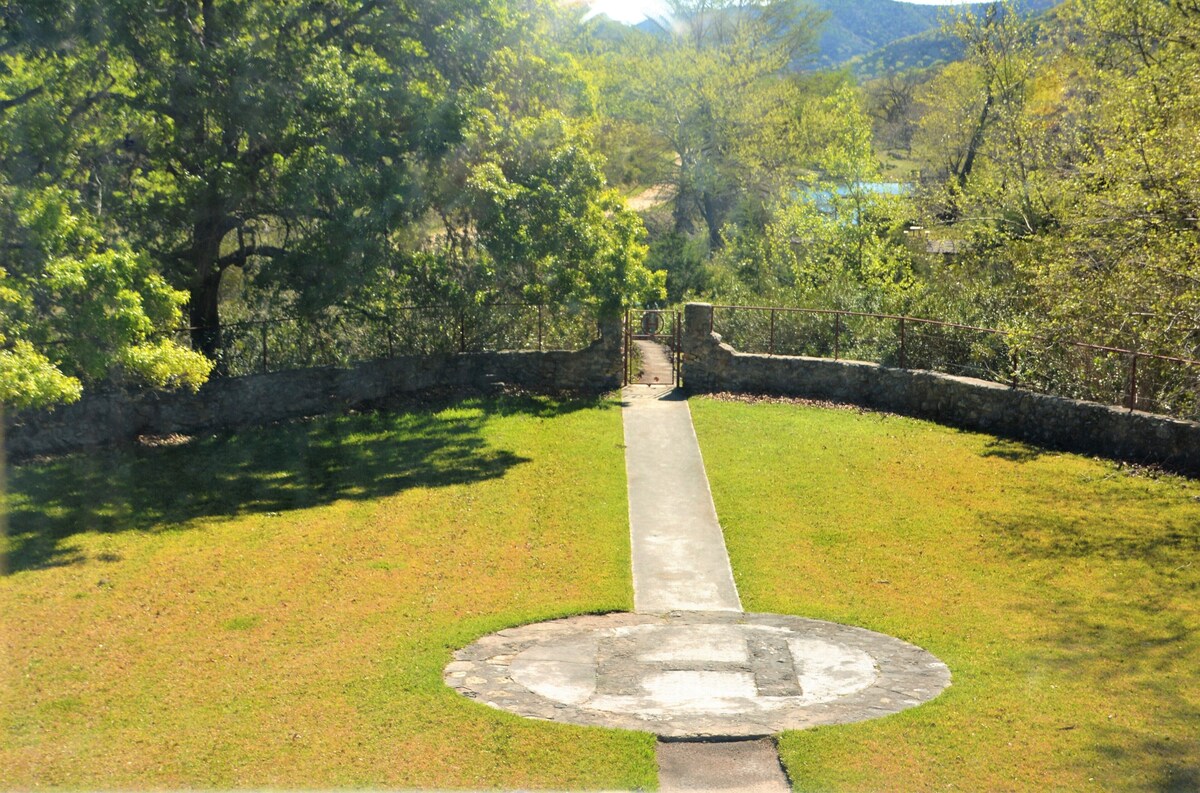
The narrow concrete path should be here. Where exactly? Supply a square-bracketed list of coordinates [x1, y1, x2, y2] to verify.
[622, 385, 741, 614]
[657, 739, 789, 793]
[632, 339, 675, 386]
[622, 386, 788, 792]
[449, 381, 947, 786]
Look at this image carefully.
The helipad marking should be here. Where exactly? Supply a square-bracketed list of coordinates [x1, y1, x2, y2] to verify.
[446, 611, 950, 738]
[444, 379, 951, 741]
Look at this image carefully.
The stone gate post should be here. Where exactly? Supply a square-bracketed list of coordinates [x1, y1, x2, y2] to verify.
[682, 302, 720, 391]
[683, 303, 714, 355]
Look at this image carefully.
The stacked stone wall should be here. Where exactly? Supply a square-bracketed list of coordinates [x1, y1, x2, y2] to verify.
[6, 319, 620, 459]
[682, 303, 1200, 473]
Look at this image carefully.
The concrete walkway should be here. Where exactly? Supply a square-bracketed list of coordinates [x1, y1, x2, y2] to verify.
[445, 370, 950, 790]
[631, 338, 676, 386]
[623, 385, 741, 614]
[657, 739, 789, 793]
[622, 385, 786, 791]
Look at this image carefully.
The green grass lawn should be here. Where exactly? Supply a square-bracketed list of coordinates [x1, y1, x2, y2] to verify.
[691, 397, 1200, 792]
[1, 395, 656, 789]
[9, 391, 1200, 791]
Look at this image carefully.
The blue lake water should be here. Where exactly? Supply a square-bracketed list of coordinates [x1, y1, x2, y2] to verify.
[802, 182, 911, 212]
[859, 182, 909, 195]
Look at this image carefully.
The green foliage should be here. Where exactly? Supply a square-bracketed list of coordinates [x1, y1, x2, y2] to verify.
[459, 114, 663, 312]
[116, 338, 213, 392]
[5, 0, 1193, 412]
[648, 231, 713, 303]
[2, 0, 653, 397]
[0, 341, 83, 409]
[906, 0, 1200, 377]
[707, 86, 917, 313]
[415, 3, 665, 314]
[36, 250, 187, 380]
[764, 192, 915, 305]
[578, 0, 831, 253]
[0, 185, 211, 407]
[0, 0, 525, 363]
[861, 68, 933, 159]
[911, 59, 991, 196]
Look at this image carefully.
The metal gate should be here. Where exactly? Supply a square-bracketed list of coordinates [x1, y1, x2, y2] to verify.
[623, 309, 681, 387]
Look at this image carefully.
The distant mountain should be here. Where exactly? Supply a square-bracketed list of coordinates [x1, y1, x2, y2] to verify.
[596, 0, 1060, 73]
[848, 0, 1059, 78]
[809, 0, 943, 69]
[632, 16, 673, 36]
[812, 0, 1059, 70]
[622, 0, 942, 62]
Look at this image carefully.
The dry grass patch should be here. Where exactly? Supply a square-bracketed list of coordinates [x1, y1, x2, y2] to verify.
[2, 395, 656, 789]
[691, 397, 1200, 792]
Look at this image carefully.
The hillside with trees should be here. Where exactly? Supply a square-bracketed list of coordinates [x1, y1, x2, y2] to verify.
[0, 0, 662, 406]
[615, 0, 1059, 71]
[849, 0, 1058, 77]
[3, 0, 1198, 417]
[809, 0, 942, 68]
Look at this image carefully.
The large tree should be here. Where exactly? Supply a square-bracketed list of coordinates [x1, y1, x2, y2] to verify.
[3, 0, 662, 393]
[583, 0, 828, 250]
[0, 9, 215, 407]
[3, 0, 510, 360]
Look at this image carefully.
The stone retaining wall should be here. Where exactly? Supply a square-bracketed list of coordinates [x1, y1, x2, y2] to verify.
[6, 319, 621, 460]
[683, 303, 1200, 473]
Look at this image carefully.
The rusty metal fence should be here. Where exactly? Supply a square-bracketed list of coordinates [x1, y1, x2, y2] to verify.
[710, 305, 1200, 420]
[169, 304, 598, 378]
[624, 308, 681, 387]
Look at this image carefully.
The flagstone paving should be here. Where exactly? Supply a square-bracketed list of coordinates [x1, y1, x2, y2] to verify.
[445, 610, 950, 738]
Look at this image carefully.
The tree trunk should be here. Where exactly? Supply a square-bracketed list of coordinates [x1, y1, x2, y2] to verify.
[673, 181, 695, 236]
[957, 87, 993, 190]
[188, 217, 228, 363]
[700, 191, 723, 250]
[189, 270, 223, 362]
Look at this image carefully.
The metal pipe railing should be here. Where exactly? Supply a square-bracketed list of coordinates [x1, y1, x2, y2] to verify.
[711, 304, 1200, 417]
[166, 303, 594, 377]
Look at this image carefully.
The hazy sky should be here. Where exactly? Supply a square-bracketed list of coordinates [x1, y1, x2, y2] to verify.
[585, 0, 981, 24]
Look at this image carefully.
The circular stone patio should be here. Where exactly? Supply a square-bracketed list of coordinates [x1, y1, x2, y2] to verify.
[444, 611, 950, 738]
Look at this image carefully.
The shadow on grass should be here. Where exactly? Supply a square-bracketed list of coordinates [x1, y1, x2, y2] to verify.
[986, 476, 1200, 791]
[986, 493, 1200, 564]
[980, 437, 1046, 463]
[1048, 600, 1200, 792]
[5, 394, 606, 574]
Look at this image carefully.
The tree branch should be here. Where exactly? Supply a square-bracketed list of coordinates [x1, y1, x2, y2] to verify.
[65, 79, 118, 124]
[0, 85, 45, 114]
[315, 0, 384, 45]
[336, 301, 390, 323]
[217, 244, 289, 269]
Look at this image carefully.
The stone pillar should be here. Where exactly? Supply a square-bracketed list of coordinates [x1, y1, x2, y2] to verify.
[683, 302, 714, 356]
[592, 312, 624, 388]
[597, 313, 623, 352]
[682, 302, 720, 393]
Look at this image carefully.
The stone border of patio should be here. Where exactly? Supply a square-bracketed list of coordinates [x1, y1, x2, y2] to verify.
[444, 610, 950, 739]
